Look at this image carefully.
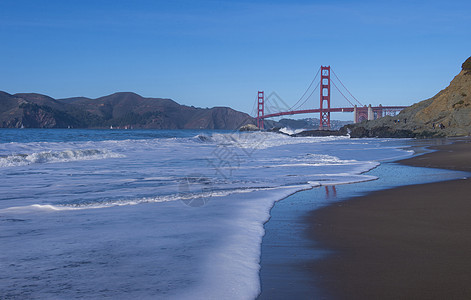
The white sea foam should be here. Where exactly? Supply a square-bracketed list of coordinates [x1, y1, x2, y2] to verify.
[210, 131, 349, 149]
[171, 185, 313, 300]
[1, 186, 294, 213]
[0, 130, 416, 299]
[0, 149, 124, 167]
[278, 127, 306, 135]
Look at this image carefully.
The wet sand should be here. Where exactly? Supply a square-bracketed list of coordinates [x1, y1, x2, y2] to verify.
[307, 140, 471, 299]
[399, 139, 471, 172]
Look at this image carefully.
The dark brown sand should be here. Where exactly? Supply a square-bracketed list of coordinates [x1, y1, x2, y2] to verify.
[399, 140, 471, 172]
[307, 140, 471, 300]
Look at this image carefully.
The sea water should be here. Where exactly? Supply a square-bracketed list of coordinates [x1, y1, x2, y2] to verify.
[0, 129, 416, 299]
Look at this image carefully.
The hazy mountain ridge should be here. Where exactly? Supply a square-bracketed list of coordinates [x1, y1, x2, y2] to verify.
[0, 92, 255, 130]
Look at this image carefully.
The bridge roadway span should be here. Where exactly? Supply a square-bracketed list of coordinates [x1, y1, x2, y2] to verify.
[260, 106, 408, 119]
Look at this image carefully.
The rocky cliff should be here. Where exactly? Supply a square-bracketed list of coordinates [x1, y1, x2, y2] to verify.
[342, 56, 471, 138]
[0, 92, 255, 130]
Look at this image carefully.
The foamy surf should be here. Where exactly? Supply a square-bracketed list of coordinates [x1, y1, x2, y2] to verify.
[209, 131, 350, 149]
[0, 186, 292, 213]
[278, 127, 306, 135]
[0, 149, 124, 167]
[0, 129, 416, 299]
[0, 173, 379, 215]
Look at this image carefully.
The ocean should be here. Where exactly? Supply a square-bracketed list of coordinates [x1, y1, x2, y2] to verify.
[0, 129, 436, 299]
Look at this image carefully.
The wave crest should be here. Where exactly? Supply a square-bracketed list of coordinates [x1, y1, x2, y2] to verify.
[210, 132, 349, 149]
[0, 149, 125, 168]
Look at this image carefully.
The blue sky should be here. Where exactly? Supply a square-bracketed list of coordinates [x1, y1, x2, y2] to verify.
[1, 0, 470, 120]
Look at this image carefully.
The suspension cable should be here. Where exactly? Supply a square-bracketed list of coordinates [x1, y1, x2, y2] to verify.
[251, 94, 258, 117]
[331, 80, 355, 107]
[331, 68, 363, 106]
[288, 66, 321, 111]
[291, 83, 320, 111]
[264, 97, 272, 114]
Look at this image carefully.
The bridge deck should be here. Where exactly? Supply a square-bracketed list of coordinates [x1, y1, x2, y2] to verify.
[259, 106, 407, 119]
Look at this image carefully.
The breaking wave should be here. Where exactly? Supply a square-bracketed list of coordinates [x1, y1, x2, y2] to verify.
[0, 149, 125, 168]
[278, 127, 306, 135]
[210, 131, 349, 149]
[193, 134, 213, 143]
[1, 187, 291, 212]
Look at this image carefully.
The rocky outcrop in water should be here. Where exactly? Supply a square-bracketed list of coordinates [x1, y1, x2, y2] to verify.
[341, 56, 471, 138]
[292, 129, 346, 137]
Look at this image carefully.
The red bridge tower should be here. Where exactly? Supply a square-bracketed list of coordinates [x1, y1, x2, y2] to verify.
[320, 66, 331, 130]
[257, 91, 264, 129]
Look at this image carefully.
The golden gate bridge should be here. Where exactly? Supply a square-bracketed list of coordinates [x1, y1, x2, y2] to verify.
[254, 66, 407, 129]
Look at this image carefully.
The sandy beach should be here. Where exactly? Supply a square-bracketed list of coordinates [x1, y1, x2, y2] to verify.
[307, 140, 471, 299]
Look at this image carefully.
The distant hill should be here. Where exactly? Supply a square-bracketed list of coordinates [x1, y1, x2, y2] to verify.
[343, 56, 471, 138]
[0, 92, 255, 130]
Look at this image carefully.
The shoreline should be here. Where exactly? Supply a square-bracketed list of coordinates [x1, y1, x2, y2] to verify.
[258, 138, 471, 299]
[398, 138, 471, 172]
[306, 139, 471, 299]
